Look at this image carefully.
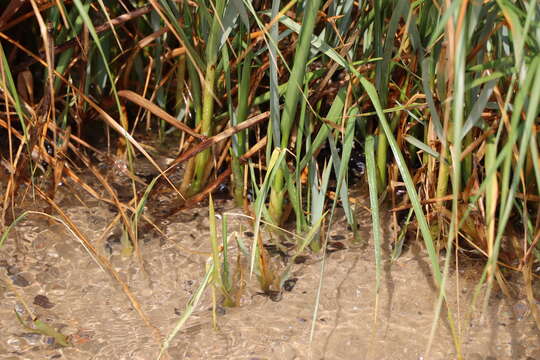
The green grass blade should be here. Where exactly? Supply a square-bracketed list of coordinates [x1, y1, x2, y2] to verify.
[365, 135, 382, 295]
[358, 76, 442, 283]
[158, 262, 214, 359]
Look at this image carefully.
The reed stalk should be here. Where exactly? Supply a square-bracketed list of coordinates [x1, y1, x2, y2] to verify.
[268, 0, 323, 225]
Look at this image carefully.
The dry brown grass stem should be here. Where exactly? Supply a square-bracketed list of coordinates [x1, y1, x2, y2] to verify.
[33, 187, 163, 342]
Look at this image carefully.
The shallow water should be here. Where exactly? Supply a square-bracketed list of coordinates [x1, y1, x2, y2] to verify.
[0, 183, 539, 360]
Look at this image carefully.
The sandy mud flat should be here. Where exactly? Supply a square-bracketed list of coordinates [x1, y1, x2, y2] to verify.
[0, 190, 539, 360]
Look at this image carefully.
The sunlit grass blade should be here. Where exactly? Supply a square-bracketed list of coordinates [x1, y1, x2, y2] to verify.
[365, 134, 382, 307]
[335, 106, 358, 234]
[251, 148, 287, 276]
[158, 262, 214, 360]
[404, 135, 441, 160]
[358, 76, 442, 283]
[268, 0, 323, 224]
[309, 159, 332, 251]
[484, 56, 540, 310]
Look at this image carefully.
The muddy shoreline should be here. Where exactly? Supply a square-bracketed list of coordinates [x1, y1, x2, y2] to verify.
[0, 187, 539, 360]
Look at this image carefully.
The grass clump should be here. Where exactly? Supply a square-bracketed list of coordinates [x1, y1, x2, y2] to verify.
[0, 0, 539, 357]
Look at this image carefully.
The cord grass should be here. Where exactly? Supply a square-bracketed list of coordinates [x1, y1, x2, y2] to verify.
[1, 1, 539, 356]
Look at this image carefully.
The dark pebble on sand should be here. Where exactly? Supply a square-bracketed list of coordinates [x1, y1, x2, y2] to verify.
[283, 278, 297, 292]
[34, 295, 55, 309]
[11, 274, 29, 287]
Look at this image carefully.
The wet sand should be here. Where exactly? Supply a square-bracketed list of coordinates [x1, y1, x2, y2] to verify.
[0, 185, 539, 360]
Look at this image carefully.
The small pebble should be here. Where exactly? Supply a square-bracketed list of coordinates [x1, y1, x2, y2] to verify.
[20, 332, 42, 345]
[34, 294, 55, 309]
[283, 278, 297, 292]
[11, 274, 29, 287]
